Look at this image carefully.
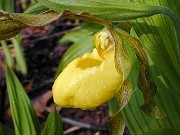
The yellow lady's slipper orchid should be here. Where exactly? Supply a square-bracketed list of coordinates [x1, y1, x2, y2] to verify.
[53, 28, 124, 110]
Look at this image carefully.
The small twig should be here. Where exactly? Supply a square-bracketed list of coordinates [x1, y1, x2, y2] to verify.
[22, 25, 57, 39]
[64, 126, 80, 134]
[23, 25, 81, 43]
[31, 26, 81, 43]
[62, 117, 108, 131]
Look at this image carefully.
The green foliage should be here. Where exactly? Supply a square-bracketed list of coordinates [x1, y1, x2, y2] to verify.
[114, 27, 165, 119]
[38, 0, 169, 22]
[37, 0, 180, 46]
[122, 48, 180, 135]
[59, 23, 103, 44]
[24, 2, 49, 14]
[143, 129, 180, 135]
[108, 97, 119, 117]
[1, 40, 14, 67]
[6, 65, 41, 135]
[112, 1, 180, 135]
[0, 0, 14, 12]
[12, 34, 27, 75]
[130, 0, 180, 93]
[5, 65, 64, 135]
[41, 107, 63, 135]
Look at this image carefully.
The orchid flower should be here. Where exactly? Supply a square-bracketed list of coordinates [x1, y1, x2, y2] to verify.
[52, 28, 128, 110]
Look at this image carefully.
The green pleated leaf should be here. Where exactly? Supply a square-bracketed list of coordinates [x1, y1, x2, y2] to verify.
[0, 0, 14, 12]
[59, 23, 103, 44]
[116, 27, 165, 119]
[38, 0, 180, 49]
[113, 1, 180, 134]
[143, 129, 180, 135]
[6, 65, 41, 135]
[1, 0, 179, 45]
[108, 97, 119, 117]
[24, 2, 49, 14]
[0, 123, 15, 135]
[121, 25, 180, 135]
[129, 0, 180, 93]
[38, 0, 172, 22]
[59, 29, 92, 44]
[41, 107, 63, 135]
[12, 34, 27, 75]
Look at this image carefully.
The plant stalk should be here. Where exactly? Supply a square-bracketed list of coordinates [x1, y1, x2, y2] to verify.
[1, 41, 14, 67]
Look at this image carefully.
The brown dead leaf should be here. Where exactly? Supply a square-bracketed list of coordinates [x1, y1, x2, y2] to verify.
[0, 60, 6, 80]
[33, 90, 61, 118]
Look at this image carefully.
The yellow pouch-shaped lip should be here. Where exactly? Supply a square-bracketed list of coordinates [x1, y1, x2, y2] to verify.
[53, 47, 123, 110]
